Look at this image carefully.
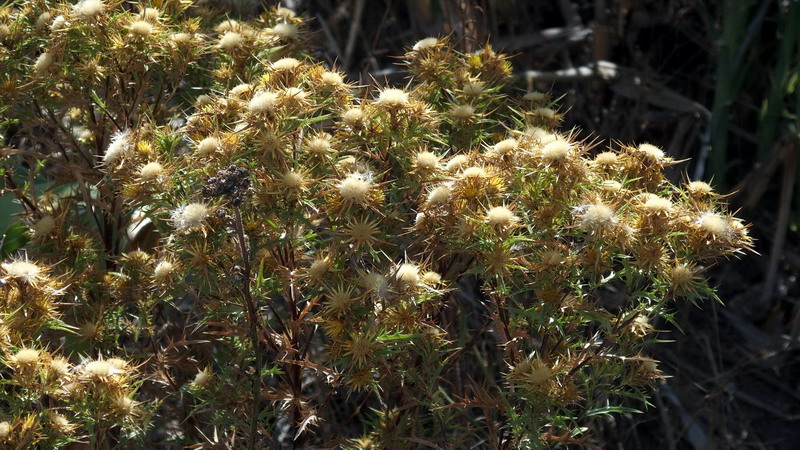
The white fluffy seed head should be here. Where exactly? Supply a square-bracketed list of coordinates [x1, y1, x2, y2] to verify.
[33, 215, 56, 236]
[308, 258, 330, 280]
[138, 162, 164, 180]
[321, 71, 344, 87]
[523, 91, 546, 101]
[83, 360, 114, 377]
[375, 88, 409, 107]
[415, 151, 439, 170]
[282, 87, 307, 102]
[688, 181, 713, 196]
[281, 170, 305, 189]
[195, 94, 213, 107]
[698, 212, 728, 236]
[451, 104, 475, 120]
[219, 31, 243, 50]
[342, 107, 365, 124]
[413, 37, 439, 51]
[395, 264, 420, 286]
[272, 23, 298, 39]
[153, 260, 174, 280]
[171, 203, 209, 231]
[594, 151, 618, 166]
[73, 0, 105, 20]
[599, 180, 622, 192]
[272, 57, 301, 71]
[426, 185, 451, 205]
[11, 348, 41, 367]
[306, 136, 332, 155]
[276, 7, 296, 19]
[462, 81, 485, 96]
[445, 154, 469, 172]
[486, 206, 515, 227]
[51, 15, 67, 31]
[338, 175, 370, 204]
[172, 32, 193, 44]
[0, 422, 10, 439]
[229, 83, 251, 96]
[129, 20, 153, 36]
[462, 166, 487, 178]
[580, 203, 615, 230]
[362, 271, 389, 297]
[215, 19, 239, 33]
[196, 136, 219, 155]
[103, 130, 132, 165]
[33, 52, 54, 74]
[643, 194, 672, 213]
[541, 140, 571, 162]
[248, 91, 279, 112]
[638, 143, 665, 160]
[534, 107, 556, 118]
[2, 260, 43, 283]
[421, 271, 442, 285]
[36, 12, 52, 30]
[493, 138, 518, 156]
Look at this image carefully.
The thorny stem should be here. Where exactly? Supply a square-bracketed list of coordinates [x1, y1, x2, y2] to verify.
[233, 206, 262, 449]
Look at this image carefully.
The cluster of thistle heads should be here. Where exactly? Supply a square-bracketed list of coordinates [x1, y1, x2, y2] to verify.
[0, 0, 751, 447]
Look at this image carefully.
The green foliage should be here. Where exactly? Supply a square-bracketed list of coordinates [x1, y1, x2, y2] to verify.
[0, 1, 752, 448]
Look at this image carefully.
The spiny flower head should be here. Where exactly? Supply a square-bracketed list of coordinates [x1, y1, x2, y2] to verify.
[344, 216, 381, 249]
[193, 367, 213, 387]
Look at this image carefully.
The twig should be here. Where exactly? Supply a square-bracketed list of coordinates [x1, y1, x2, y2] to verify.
[761, 135, 797, 303]
[343, 0, 366, 72]
[232, 206, 262, 450]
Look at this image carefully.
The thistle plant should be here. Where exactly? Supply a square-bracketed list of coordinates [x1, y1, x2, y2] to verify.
[0, 1, 751, 448]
